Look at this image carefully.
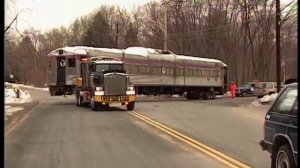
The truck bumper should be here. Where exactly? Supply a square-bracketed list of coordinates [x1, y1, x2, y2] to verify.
[94, 95, 136, 103]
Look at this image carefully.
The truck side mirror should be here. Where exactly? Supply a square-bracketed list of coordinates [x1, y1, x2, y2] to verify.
[251, 83, 255, 87]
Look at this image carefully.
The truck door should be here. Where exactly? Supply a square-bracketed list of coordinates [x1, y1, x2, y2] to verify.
[57, 57, 66, 86]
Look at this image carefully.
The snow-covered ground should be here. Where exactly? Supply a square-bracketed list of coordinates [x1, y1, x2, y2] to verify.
[4, 82, 44, 121]
[252, 93, 278, 106]
[5, 88, 33, 104]
[4, 82, 49, 91]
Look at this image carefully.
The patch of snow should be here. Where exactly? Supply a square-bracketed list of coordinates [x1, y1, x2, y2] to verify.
[124, 47, 157, 56]
[5, 86, 34, 121]
[251, 99, 262, 106]
[137, 94, 150, 98]
[216, 95, 226, 98]
[6, 106, 24, 116]
[270, 93, 278, 102]
[5, 82, 48, 91]
[5, 88, 33, 104]
[254, 93, 278, 105]
[172, 94, 181, 98]
[259, 95, 271, 103]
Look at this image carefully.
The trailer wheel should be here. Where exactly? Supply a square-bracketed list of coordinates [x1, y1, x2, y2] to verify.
[210, 91, 216, 99]
[202, 92, 209, 100]
[127, 102, 135, 111]
[187, 91, 198, 100]
[186, 92, 192, 100]
[50, 87, 56, 96]
[76, 93, 83, 106]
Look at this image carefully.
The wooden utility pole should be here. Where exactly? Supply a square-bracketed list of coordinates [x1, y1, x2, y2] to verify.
[115, 21, 119, 49]
[276, 0, 281, 92]
[162, 0, 168, 51]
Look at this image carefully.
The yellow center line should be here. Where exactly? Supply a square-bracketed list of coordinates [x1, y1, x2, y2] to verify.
[129, 111, 251, 168]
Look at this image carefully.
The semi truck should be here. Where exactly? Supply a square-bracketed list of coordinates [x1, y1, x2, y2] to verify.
[75, 56, 136, 111]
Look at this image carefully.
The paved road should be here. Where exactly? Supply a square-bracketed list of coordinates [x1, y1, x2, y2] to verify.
[5, 89, 227, 168]
[135, 96, 272, 168]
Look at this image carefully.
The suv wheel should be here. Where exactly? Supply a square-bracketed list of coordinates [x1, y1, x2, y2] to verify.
[274, 144, 296, 168]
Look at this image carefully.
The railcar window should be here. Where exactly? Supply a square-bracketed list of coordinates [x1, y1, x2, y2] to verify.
[151, 66, 162, 75]
[175, 68, 184, 76]
[166, 68, 174, 75]
[192, 69, 202, 76]
[185, 68, 193, 76]
[128, 65, 139, 74]
[198, 69, 202, 76]
[192, 69, 198, 76]
[95, 64, 123, 72]
[125, 65, 130, 72]
[68, 58, 76, 67]
[110, 64, 123, 71]
[202, 69, 210, 77]
[140, 66, 151, 74]
[210, 70, 219, 77]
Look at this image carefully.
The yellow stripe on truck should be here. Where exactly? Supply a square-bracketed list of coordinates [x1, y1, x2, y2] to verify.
[94, 95, 136, 103]
[76, 78, 82, 87]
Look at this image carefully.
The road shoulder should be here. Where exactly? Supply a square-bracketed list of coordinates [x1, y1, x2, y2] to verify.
[5, 100, 39, 134]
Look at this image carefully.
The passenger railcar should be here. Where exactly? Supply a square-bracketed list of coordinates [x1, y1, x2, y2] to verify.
[46, 46, 228, 99]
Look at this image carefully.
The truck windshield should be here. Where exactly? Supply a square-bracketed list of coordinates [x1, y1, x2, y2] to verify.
[95, 64, 123, 72]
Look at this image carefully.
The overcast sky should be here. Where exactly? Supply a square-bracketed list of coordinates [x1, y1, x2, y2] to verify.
[5, 0, 295, 33]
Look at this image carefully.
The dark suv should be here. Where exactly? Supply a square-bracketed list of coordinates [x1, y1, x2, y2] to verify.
[235, 82, 255, 97]
[259, 83, 298, 168]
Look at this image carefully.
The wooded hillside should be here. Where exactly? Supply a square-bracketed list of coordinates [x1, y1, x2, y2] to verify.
[5, 0, 297, 87]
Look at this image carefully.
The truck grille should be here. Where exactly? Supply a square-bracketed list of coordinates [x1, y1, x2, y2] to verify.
[104, 73, 126, 95]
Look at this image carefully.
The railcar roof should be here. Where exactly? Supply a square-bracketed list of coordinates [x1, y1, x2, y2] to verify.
[47, 46, 227, 66]
[47, 46, 123, 57]
[177, 55, 227, 67]
[124, 47, 168, 56]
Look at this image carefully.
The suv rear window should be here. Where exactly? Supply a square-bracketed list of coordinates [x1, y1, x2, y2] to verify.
[271, 86, 297, 114]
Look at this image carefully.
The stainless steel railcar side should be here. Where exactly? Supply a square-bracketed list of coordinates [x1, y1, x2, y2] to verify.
[46, 47, 86, 95]
[120, 47, 228, 99]
[46, 46, 123, 96]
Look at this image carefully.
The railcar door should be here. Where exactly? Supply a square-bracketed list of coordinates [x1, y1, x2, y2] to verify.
[57, 57, 66, 86]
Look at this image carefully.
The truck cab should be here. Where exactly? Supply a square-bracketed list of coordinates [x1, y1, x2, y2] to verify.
[76, 57, 136, 111]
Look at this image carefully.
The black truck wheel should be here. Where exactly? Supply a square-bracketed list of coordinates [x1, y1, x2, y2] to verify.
[127, 102, 135, 111]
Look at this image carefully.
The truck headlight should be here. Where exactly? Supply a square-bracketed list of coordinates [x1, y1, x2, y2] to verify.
[127, 86, 134, 91]
[96, 87, 103, 91]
